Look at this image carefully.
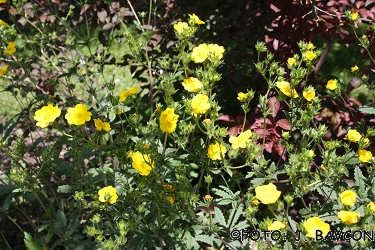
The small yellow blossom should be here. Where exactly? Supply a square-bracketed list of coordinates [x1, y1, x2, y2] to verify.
[65, 104, 92, 125]
[127, 151, 134, 157]
[0, 65, 8, 76]
[0, 19, 8, 26]
[119, 86, 139, 102]
[207, 142, 227, 160]
[207, 44, 225, 60]
[307, 150, 315, 158]
[351, 65, 359, 72]
[340, 190, 356, 206]
[98, 186, 118, 204]
[202, 119, 211, 124]
[351, 13, 359, 21]
[173, 21, 189, 34]
[166, 196, 175, 204]
[182, 77, 203, 92]
[305, 51, 315, 61]
[320, 165, 327, 171]
[4, 41, 16, 55]
[159, 107, 179, 134]
[268, 221, 286, 231]
[94, 118, 111, 132]
[34, 104, 61, 128]
[308, 43, 315, 49]
[163, 184, 176, 192]
[303, 89, 315, 101]
[229, 130, 252, 149]
[347, 129, 361, 142]
[358, 149, 372, 163]
[275, 81, 298, 98]
[237, 92, 248, 102]
[287, 57, 296, 66]
[326, 79, 339, 90]
[255, 183, 281, 204]
[189, 13, 204, 24]
[205, 194, 212, 201]
[252, 199, 260, 206]
[303, 217, 330, 238]
[131, 152, 154, 176]
[338, 211, 360, 224]
[191, 94, 210, 115]
[367, 202, 375, 213]
[143, 144, 150, 150]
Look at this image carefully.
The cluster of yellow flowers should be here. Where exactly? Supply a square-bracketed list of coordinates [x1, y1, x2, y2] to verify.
[191, 43, 225, 63]
[173, 13, 205, 35]
[338, 190, 360, 224]
[0, 19, 13, 77]
[346, 129, 373, 162]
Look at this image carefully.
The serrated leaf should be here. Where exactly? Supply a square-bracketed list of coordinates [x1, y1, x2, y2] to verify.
[55, 210, 67, 233]
[212, 188, 232, 200]
[354, 167, 366, 196]
[245, 172, 254, 179]
[229, 204, 243, 230]
[358, 105, 375, 114]
[250, 178, 266, 187]
[232, 219, 249, 230]
[195, 234, 215, 246]
[57, 185, 78, 194]
[24, 232, 41, 250]
[185, 231, 200, 250]
[342, 152, 360, 165]
[283, 240, 294, 250]
[217, 199, 232, 205]
[214, 206, 227, 227]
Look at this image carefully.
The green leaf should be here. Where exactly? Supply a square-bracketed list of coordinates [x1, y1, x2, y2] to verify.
[250, 178, 266, 187]
[228, 204, 243, 230]
[57, 185, 78, 194]
[342, 152, 359, 165]
[0, 184, 15, 196]
[214, 206, 227, 227]
[212, 188, 232, 200]
[358, 105, 375, 114]
[195, 234, 215, 246]
[245, 172, 254, 179]
[54, 210, 67, 234]
[24, 232, 41, 250]
[354, 167, 366, 197]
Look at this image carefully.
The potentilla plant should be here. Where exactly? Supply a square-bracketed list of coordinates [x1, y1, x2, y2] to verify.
[1, 1, 375, 249]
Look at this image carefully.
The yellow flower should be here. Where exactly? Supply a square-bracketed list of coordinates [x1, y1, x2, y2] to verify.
[237, 92, 248, 102]
[340, 190, 356, 206]
[358, 149, 372, 163]
[173, 21, 189, 33]
[143, 144, 150, 150]
[33, 104, 61, 128]
[127, 151, 134, 157]
[351, 65, 359, 72]
[252, 199, 260, 206]
[4, 41, 16, 55]
[65, 104, 92, 125]
[159, 107, 179, 134]
[0, 19, 8, 26]
[191, 94, 210, 115]
[287, 57, 296, 66]
[163, 184, 176, 192]
[205, 194, 212, 201]
[207, 142, 227, 160]
[303, 217, 330, 238]
[326, 79, 338, 90]
[255, 183, 281, 204]
[191, 43, 209, 63]
[207, 44, 225, 60]
[367, 202, 375, 213]
[307, 150, 315, 158]
[275, 81, 298, 98]
[0, 0, 7, 3]
[131, 152, 154, 176]
[189, 13, 204, 24]
[308, 43, 315, 49]
[0, 65, 8, 76]
[303, 89, 315, 101]
[229, 130, 252, 149]
[305, 51, 315, 61]
[119, 86, 139, 102]
[182, 77, 203, 92]
[166, 196, 175, 204]
[351, 13, 359, 21]
[268, 221, 286, 231]
[347, 129, 361, 142]
[98, 186, 118, 204]
[338, 211, 360, 224]
[94, 118, 111, 132]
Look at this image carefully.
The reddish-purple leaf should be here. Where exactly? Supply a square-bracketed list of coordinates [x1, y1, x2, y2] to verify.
[276, 119, 291, 130]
